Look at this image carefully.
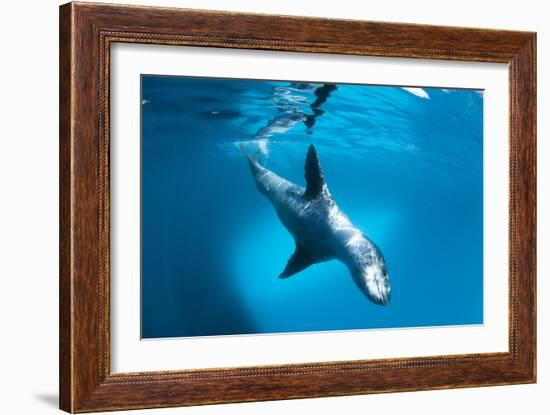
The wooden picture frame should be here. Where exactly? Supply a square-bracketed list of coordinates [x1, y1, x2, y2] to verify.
[59, 2, 536, 412]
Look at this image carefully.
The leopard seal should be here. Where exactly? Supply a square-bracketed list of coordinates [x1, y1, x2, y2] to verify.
[241, 144, 390, 305]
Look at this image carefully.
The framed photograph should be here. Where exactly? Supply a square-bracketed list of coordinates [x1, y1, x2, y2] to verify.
[59, 2, 536, 412]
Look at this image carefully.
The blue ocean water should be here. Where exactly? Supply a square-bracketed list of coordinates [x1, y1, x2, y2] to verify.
[141, 75, 483, 339]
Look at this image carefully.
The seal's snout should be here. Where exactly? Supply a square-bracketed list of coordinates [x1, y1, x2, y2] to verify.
[362, 264, 391, 305]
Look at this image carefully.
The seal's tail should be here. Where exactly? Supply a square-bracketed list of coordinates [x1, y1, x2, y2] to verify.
[239, 143, 262, 175]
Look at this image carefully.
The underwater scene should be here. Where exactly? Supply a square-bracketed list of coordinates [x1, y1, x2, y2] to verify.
[141, 75, 483, 339]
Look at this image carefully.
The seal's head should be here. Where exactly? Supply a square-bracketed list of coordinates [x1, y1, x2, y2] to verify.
[345, 234, 391, 305]
[361, 262, 391, 305]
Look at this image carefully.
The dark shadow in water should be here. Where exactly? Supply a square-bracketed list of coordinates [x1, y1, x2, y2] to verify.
[34, 393, 58, 408]
[174, 253, 260, 337]
[142, 251, 260, 338]
[199, 109, 242, 120]
[141, 142, 260, 338]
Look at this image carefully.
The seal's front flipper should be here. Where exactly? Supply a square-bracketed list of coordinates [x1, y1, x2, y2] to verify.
[304, 144, 326, 199]
[279, 242, 315, 278]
